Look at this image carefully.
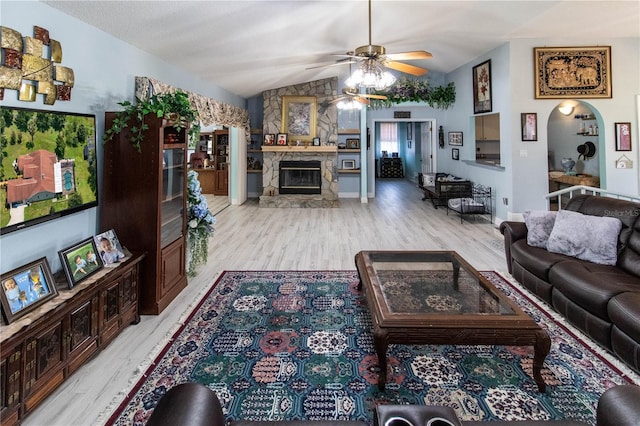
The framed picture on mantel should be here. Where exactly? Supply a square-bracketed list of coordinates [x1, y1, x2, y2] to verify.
[281, 95, 317, 143]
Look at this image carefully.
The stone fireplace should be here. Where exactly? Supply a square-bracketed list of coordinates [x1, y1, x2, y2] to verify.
[259, 148, 339, 208]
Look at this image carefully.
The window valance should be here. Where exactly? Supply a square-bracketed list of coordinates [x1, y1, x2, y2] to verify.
[135, 76, 251, 141]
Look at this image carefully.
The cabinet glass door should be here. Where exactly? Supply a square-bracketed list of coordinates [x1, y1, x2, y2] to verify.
[161, 147, 185, 247]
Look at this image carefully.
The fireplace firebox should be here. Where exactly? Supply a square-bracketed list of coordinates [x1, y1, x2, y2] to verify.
[279, 160, 321, 194]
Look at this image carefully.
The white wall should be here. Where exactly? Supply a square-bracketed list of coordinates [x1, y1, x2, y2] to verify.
[0, 1, 246, 273]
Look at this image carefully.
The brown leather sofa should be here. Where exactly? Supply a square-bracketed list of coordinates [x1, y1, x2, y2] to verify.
[145, 382, 640, 425]
[500, 194, 640, 373]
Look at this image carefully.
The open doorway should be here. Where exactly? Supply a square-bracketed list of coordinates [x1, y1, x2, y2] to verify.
[189, 124, 231, 215]
[547, 101, 602, 208]
[370, 119, 437, 196]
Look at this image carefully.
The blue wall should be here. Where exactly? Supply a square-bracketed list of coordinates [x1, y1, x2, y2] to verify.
[0, 2, 246, 273]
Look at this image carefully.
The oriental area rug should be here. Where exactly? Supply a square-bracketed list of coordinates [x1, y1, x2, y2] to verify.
[106, 271, 639, 426]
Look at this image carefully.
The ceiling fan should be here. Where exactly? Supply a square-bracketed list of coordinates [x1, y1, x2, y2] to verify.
[329, 86, 387, 107]
[309, 0, 432, 79]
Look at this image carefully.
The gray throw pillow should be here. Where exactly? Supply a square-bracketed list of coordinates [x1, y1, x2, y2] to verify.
[547, 210, 622, 265]
[523, 210, 558, 248]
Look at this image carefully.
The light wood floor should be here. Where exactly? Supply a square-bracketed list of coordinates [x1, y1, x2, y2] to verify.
[25, 179, 509, 426]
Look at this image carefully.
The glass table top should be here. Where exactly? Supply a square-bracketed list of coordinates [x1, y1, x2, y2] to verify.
[363, 251, 516, 316]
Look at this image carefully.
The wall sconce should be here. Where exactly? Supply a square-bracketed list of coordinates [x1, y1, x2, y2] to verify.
[558, 105, 574, 116]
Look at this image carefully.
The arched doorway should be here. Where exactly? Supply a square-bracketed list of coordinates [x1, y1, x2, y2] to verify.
[547, 101, 604, 203]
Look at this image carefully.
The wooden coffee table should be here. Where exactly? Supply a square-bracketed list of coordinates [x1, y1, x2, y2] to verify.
[354, 250, 550, 392]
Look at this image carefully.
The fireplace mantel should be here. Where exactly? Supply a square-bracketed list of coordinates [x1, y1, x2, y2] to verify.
[261, 146, 337, 153]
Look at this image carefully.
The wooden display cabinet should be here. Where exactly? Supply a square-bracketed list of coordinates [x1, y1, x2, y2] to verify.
[0, 253, 143, 425]
[102, 113, 188, 314]
[212, 129, 229, 195]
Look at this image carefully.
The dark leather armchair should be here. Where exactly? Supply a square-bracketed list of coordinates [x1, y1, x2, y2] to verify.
[146, 382, 640, 426]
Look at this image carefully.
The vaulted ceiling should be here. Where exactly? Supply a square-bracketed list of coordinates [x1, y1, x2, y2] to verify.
[42, 1, 640, 99]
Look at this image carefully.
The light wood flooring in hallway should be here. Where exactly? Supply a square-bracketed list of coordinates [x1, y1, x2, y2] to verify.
[24, 179, 509, 426]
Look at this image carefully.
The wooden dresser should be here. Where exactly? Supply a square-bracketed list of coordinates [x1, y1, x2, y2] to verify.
[0, 253, 144, 425]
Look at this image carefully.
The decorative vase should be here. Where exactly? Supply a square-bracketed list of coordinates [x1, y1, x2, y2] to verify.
[561, 157, 575, 173]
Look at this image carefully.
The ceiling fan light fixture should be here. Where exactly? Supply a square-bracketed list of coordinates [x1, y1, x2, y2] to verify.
[337, 99, 363, 110]
[345, 60, 396, 90]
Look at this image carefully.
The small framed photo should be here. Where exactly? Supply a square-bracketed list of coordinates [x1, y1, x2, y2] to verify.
[276, 133, 288, 145]
[312, 137, 321, 146]
[521, 113, 538, 141]
[263, 134, 275, 145]
[94, 229, 126, 266]
[615, 122, 632, 151]
[346, 138, 360, 149]
[448, 131, 463, 146]
[342, 159, 356, 170]
[452, 148, 460, 161]
[1, 257, 58, 324]
[59, 237, 103, 288]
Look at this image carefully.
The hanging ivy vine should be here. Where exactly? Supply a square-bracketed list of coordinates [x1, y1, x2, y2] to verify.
[369, 78, 456, 110]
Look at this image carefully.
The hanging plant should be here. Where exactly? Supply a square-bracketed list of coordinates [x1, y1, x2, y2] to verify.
[369, 78, 456, 110]
[103, 91, 199, 151]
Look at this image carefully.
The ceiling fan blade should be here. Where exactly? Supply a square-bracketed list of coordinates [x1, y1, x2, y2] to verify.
[385, 60, 427, 76]
[355, 97, 371, 105]
[360, 93, 387, 100]
[306, 60, 358, 70]
[328, 96, 347, 105]
[386, 50, 433, 61]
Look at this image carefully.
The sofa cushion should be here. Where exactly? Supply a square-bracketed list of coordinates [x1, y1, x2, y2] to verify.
[566, 195, 640, 277]
[547, 210, 622, 265]
[608, 292, 640, 343]
[549, 260, 640, 320]
[511, 240, 572, 282]
[523, 210, 557, 248]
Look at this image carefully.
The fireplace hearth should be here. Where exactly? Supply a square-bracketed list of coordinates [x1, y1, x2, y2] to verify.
[279, 160, 321, 194]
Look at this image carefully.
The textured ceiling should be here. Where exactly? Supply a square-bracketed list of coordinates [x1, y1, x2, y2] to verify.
[42, 0, 640, 99]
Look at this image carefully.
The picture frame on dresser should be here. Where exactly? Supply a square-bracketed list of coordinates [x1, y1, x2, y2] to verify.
[94, 229, 126, 266]
[59, 237, 104, 288]
[1, 257, 58, 324]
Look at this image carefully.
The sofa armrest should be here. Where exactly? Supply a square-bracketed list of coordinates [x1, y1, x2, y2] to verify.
[146, 383, 225, 426]
[499, 221, 528, 274]
[499, 221, 527, 240]
[596, 385, 640, 426]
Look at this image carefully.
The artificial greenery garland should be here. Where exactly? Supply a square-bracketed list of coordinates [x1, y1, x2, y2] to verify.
[102, 91, 199, 151]
[369, 78, 456, 110]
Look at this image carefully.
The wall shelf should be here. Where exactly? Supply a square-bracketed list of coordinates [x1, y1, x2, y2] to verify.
[261, 146, 337, 153]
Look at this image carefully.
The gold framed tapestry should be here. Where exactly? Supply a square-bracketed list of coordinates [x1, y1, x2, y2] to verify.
[534, 46, 611, 99]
